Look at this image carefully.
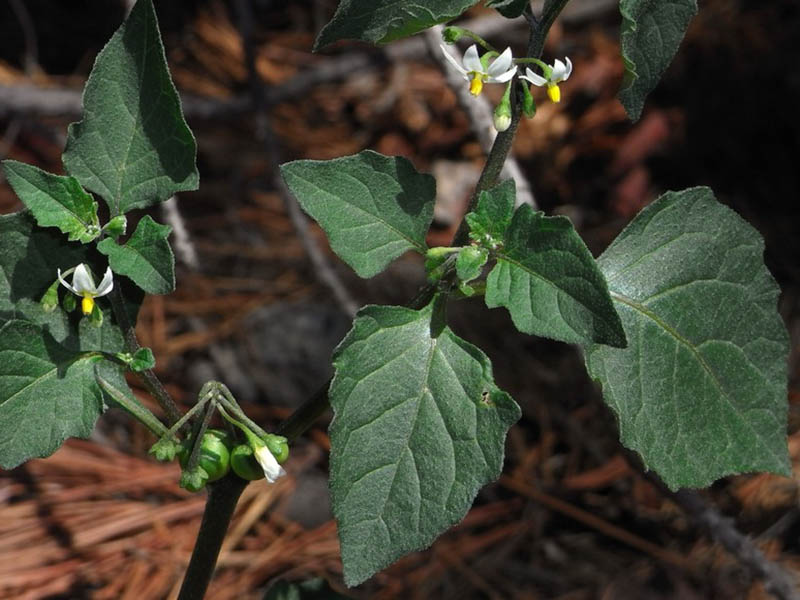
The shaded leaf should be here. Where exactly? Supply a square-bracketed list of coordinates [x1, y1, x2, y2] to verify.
[2, 160, 100, 243]
[62, 0, 198, 215]
[486, 204, 626, 347]
[98, 215, 174, 294]
[0, 320, 105, 469]
[487, 0, 528, 18]
[314, 0, 480, 49]
[329, 301, 520, 585]
[585, 187, 790, 489]
[619, 0, 697, 121]
[281, 150, 435, 278]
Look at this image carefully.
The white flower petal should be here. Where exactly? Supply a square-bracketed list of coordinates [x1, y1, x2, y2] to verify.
[255, 446, 286, 483]
[487, 47, 513, 77]
[95, 267, 114, 297]
[440, 44, 469, 78]
[521, 67, 547, 87]
[57, 268, 78, 295]
[488, 65, 517, 83]
[551, 59, 567, 81]
[563, 56, 573, 81]
[462, 44, 483, 74]
[72, 264, 96, 294]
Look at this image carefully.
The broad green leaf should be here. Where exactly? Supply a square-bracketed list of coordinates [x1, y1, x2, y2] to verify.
[2, 160, 100, 243]
[487, 0, 528, 18]
[281, 150, 435, 278]
[329, 301, 520, 585]
[0, 211, 142, 332]
[62, 0, 198, 215]
[0, 320, 106, 469]
[98, 215, 175, 294]
[456, 246, 488, 283]
[465, 179, 515, 246]
[485, 204, 627, 347]
[619, 0, 697, 121]
[585, 187, 790, 489]
[0, 212, 142, 467]
[314, 0, 480, 49]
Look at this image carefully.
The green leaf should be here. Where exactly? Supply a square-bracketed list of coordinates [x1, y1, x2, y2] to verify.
[465, 180, 515, 247]
[485, 204, 626, 347]
[103, 215, 128, 239]
[619, 0, 697, 121]
[0, 212, 143, 466]
[0, 320, 106, 469]
[281, 150, 435, 278]
[98, 215, 175, 294]
[314, 0, 480, 49]
[2, 160, 100, 243]
[130, 347, 156, 372]
[585, 187, 790, 489]
[329, 301, 520, 586]
[62, 0, 198, 215]
[456, 246, 488, 283]
[486, 0, 529, 18]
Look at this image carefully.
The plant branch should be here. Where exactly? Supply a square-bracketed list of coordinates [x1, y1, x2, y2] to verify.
[177, 474, 248, 600]
[273, 0, 572, 447]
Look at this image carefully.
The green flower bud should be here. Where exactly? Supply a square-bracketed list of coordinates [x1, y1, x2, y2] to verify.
[522, 81, 537, 118]
[493, 82, 513, 132]
[441, 26, 465, 44]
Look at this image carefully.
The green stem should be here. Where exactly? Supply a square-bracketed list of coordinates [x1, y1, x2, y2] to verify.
[177, 474, 248, 600]
[273, 0, 572, 446]
[97, 374, 169, 438]
[453, 28, 498, 53]
[108, 286, 181, 425]
[215, 384, 270, 439]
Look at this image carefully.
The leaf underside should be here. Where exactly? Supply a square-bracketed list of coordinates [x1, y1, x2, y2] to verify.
[314, 0, 481, 49]
[585, 187, 790, 489]
[62, 0, 198, 215]
[329, 302, 520, 586]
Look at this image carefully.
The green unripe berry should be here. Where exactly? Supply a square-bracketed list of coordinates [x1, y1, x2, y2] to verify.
[180, 429, 232, 483]
[230, 444, 265, 481]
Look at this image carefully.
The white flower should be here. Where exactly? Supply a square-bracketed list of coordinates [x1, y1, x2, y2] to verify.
[520, 57, 573, 103]
[440, 44, 517, 96]
[254, 445, 286, 483]
[57, 263, 114, 316]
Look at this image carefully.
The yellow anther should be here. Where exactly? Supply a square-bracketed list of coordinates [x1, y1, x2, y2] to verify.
[547, 84, 561, 103]
[81, 295, 95, 316]
[469, 76, 484, 96]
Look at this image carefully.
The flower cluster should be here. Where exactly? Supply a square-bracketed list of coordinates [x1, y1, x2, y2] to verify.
[440, 41, 573, 130]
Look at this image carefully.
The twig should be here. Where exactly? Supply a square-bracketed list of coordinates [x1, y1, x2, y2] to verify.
[8, 0, 39, 76]
[425, 26, 536, 209]
[649, 475, 800, 600]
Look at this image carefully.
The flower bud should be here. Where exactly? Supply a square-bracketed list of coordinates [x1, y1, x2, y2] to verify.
[522, 81, 537, 118]
[441, 26, 465, 44]
[493, 82, 513, 132]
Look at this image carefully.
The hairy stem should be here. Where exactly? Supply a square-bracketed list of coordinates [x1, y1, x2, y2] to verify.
[177, 475, 248, 600]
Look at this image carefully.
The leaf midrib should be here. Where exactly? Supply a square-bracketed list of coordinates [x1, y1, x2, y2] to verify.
[609, 290, 784, 462]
